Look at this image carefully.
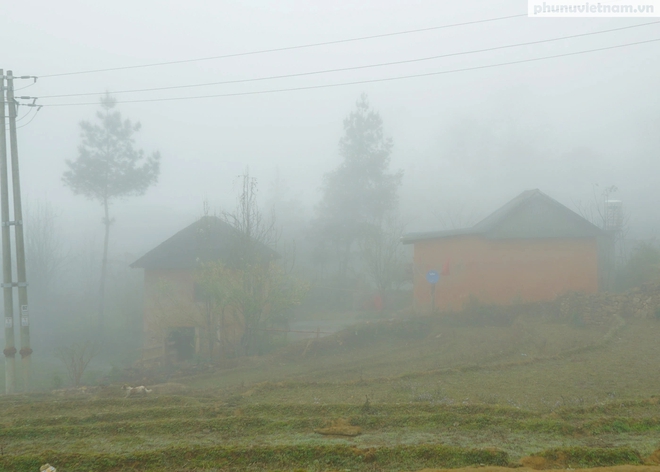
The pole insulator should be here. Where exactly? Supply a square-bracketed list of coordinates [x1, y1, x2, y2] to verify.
[1, 220, 22, 227]
[3, 347, 17, 358]
[19, 347, 32, 358]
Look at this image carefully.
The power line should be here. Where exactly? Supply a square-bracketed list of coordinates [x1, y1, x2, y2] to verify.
[14, 82, 37, 92]
[15, 108, 34, 123]
[5, 107, 43, 131]
[37, 37, 660, 107]
[3, 109, 33, 131]
[16, 108, 41, 129]
[37, 13, 527, 78]
[36, 20, 660, 100]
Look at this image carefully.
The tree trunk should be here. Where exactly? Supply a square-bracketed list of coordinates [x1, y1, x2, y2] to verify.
[339, 238, 352, 309]
[220, 308, 226, 359]
[207, 302, 215, 360]
[98, 198, 111, 339]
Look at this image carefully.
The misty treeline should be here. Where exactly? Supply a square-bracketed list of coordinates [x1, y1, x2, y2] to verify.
[16, 92, 412, 376]
[20, 92, 660, 379]
[156, 94, 411, 360]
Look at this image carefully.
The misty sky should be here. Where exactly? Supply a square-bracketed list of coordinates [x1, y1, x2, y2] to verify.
[1, 0, 658, 260]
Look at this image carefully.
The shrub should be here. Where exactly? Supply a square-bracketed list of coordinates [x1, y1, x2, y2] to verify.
[615, 241, 660, 291]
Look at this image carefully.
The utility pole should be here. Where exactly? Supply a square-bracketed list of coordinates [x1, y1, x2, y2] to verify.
[0, 70, 17, 394]
[6, 71, 31, 391]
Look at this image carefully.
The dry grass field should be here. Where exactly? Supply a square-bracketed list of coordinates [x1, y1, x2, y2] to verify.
[2, 296, 660, 471]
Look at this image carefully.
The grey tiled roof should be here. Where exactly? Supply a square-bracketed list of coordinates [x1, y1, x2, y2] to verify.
[402, 189, 605, 244]
[130, 216, 278, 269]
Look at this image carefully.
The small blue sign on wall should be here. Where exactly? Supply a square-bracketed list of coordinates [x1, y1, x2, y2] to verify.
[426, 270, 440, 285]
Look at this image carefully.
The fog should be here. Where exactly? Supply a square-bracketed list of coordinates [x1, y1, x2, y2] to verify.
[1, 0, 658, 259]
[3, 3, 660, 467]
[0, 0, 658, 372]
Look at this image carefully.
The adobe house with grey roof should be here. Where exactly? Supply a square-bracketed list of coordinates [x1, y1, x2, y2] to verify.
[130, 215, 277, 363]
[402, 189, 613, 312]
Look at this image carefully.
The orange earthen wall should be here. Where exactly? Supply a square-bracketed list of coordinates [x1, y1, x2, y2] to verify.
[143, 269, 196, 349]
[142, 268, 245, 357]
[412, 236, 599, 312]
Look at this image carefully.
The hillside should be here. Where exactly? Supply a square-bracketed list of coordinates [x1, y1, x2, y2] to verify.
[2, 286, 660, 471]
[183, 285, 660, 411]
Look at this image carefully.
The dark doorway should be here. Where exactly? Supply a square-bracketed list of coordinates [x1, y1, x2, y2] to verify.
[167, 327, 195, 362]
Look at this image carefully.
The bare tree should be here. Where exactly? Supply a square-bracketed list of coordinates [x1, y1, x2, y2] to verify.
[223, 170, 278, 356]
[222, 170, 307, 356]
[574, 184, 621, 229]
[266, 168, 306, 275]
[25, 200, 67, 298]
[224, 170, 278, 260]
[55, 341, 100, 387]
[574, 184, 632, 290]
[360, 212, 408, 308]
[575, 185, 631, 253]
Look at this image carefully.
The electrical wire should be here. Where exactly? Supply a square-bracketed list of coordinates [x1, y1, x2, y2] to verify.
[14, 82, 36, 92]
[4, 109, 34, 131]
[15, 108, 34, 123]
[37, 37, 660, 107]
[36, 20, 660, 100]
[16, 107, 42, 129]
[37, 13, 527, 78]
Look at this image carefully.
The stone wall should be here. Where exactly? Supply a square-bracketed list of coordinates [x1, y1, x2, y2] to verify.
[558, 282, 660, 321]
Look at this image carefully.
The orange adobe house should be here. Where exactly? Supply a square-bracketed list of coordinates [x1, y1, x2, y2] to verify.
[130, 216, 277, 363]
[402, 189, 612, 312]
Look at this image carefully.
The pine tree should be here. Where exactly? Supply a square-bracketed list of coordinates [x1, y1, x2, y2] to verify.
[62, 94, 160, 336]
[314, 93, 403, 280]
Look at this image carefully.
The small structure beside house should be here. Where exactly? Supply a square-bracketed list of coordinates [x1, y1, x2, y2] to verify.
[130, 215, 277, 364]
[402, 189, 612, 312]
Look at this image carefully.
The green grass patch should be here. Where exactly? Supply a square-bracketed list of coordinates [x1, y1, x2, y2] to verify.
[535, 446, 643, 468]
[0, 444, 509, 471]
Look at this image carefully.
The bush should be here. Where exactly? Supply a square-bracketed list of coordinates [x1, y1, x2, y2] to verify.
[51, 374, 63, 390]
[443, 297, 515, 327]
[55, 341, 100, 387]
[570, 310, 585, 328]
[616, 241, 660, 291]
